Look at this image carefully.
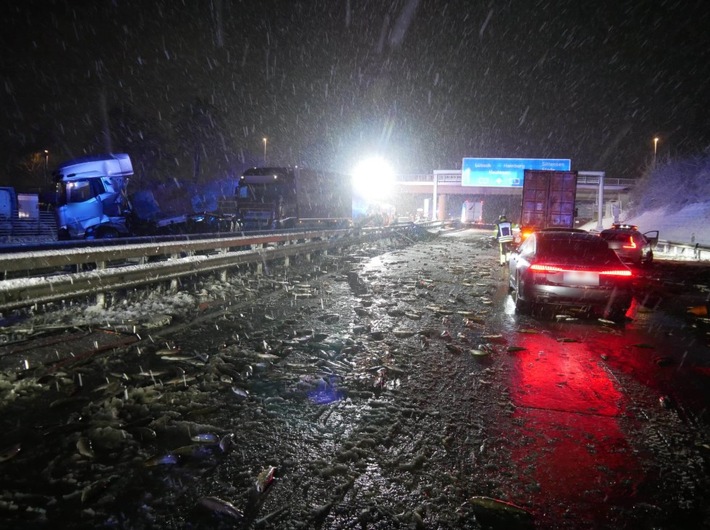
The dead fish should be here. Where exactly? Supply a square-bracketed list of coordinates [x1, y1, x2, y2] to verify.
[127, 426, 157, 441]
[255, 465, 277, 493]
[556, 337, 579, 343]
[154, 347, 181, 356]
[446, 344, 464, 354]
[49, 396, 90, 409]
[516, 328, 539, 334]
[81, 475, 118, 503]
[191, 433, 220, 444]
[194, 352, 210, 363]
[144, 453, 181, 467]
[506, 346, 526, 353]
[231, 387, 249, 400]
[171, 444, 215, 458]
[184, 405, 220, 419]
[468, 495, 533, 520]
[632, 343, 655, 349]
[219, 433, 236, 453]
[393, 329, 416, 338]
[159, 355, 196, 362]
[374, 368, 387, 388]
[0, 442, 21, 463]
[354, 307, 371, 317]
[481, 334, 505, 342]
[199, 496, 244, 520]
[369, 331, 385, 341]
[76, 437, 95, 458]
[555, 314, 577, 321]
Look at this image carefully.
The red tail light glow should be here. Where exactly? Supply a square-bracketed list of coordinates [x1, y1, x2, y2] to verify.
[622, 237, 637, 249]
[599, 269, 633, 277]
[530, 264, 632, 277]
[529, 264, 565, 273]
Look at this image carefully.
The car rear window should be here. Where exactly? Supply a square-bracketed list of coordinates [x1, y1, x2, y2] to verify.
[600, 232, 635, 242]
[538, 237, 619, 265]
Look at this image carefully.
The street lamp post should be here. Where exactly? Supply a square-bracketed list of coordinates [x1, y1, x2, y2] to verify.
[44, 150, 49, 182]
[263, 138, 267, 166]
[653, 137, 659, 163]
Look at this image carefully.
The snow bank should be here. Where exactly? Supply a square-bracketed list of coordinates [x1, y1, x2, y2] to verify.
[581, 201, 710, 247]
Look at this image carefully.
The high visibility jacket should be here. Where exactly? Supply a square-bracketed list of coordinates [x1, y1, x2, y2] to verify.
[495, 221, 514, 243]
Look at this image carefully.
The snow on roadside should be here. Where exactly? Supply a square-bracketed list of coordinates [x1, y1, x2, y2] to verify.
[581, 201, 710, 247]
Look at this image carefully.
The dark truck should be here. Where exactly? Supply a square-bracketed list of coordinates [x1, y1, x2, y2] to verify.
[519, 169, 578, 239]
[234, 166, 352, 230]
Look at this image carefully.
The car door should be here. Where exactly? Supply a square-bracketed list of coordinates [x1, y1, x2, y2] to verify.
[509, 234, 534, 292]
[643, 230, 659, 247]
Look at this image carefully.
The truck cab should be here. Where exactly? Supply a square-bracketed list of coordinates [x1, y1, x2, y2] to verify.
[236, 167, 292, 230]
[54, 154, 133, 239]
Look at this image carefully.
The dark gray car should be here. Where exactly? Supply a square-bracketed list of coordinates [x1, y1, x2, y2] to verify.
[509, 229, 634, 321]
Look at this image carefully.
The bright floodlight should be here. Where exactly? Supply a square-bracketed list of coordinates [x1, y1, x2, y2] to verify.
[352, 157, 395, 201]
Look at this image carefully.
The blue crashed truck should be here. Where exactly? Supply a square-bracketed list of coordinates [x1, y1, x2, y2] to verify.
[54, 153, 235, 239]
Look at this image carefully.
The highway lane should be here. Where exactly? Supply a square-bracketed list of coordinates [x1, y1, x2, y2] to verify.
[0, 229, 707, 529]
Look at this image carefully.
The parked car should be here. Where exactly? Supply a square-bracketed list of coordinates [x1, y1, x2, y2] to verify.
[599, 224, 659, 265]
[508, 229, 634, 321]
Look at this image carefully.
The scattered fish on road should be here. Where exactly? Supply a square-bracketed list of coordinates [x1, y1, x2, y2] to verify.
[0, 442, 21, 463]
[255, 465, 277, 493]
[468, 495, 534, 526]
[198, 496, 244, 520]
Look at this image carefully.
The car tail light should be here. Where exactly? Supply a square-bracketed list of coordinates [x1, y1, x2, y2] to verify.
[529, 264, 566, 273]
[530, 264, 632, 277]
[622, 237, 637, 249]
[599, 269, 633, 277]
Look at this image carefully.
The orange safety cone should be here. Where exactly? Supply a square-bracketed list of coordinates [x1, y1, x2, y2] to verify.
[687, 305, 708, 316]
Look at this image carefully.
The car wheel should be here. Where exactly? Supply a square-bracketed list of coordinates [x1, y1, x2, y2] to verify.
[514, 272, 531, 314]
[508, 267, 516, 293]
[643, 250, 653, 266]
[603, 306, 628, 323]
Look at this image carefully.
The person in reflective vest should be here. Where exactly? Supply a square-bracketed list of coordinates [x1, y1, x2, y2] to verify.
[494, 215, 514, 265]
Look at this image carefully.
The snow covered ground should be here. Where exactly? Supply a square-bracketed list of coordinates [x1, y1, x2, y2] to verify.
[581, 201, 710, 248]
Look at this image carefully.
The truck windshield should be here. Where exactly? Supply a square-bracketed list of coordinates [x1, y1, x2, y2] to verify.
[58, 180, 90, 205]
[57, 178, 105, 205]
[237, 183, 282, 204]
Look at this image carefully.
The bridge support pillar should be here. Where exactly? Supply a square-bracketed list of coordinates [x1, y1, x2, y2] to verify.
[437, 194, 448, 221]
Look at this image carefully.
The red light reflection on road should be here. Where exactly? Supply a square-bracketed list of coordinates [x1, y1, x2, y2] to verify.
[502, 331, 646, 526]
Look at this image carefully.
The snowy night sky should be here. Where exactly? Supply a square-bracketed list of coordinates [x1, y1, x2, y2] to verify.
[2, 0, 709, 182]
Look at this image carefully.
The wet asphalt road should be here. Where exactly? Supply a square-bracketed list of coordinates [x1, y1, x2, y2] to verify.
[0, 228, 708, 529]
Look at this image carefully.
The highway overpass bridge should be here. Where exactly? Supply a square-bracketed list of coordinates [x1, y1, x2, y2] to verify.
[392, 170, 636, 229]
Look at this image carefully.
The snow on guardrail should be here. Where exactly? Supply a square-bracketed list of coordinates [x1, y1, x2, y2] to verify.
[655, 240, 710, 261]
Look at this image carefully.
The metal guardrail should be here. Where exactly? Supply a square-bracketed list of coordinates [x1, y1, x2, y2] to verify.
[0, 223, 436, 312]
[654, 239, 710, 261]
